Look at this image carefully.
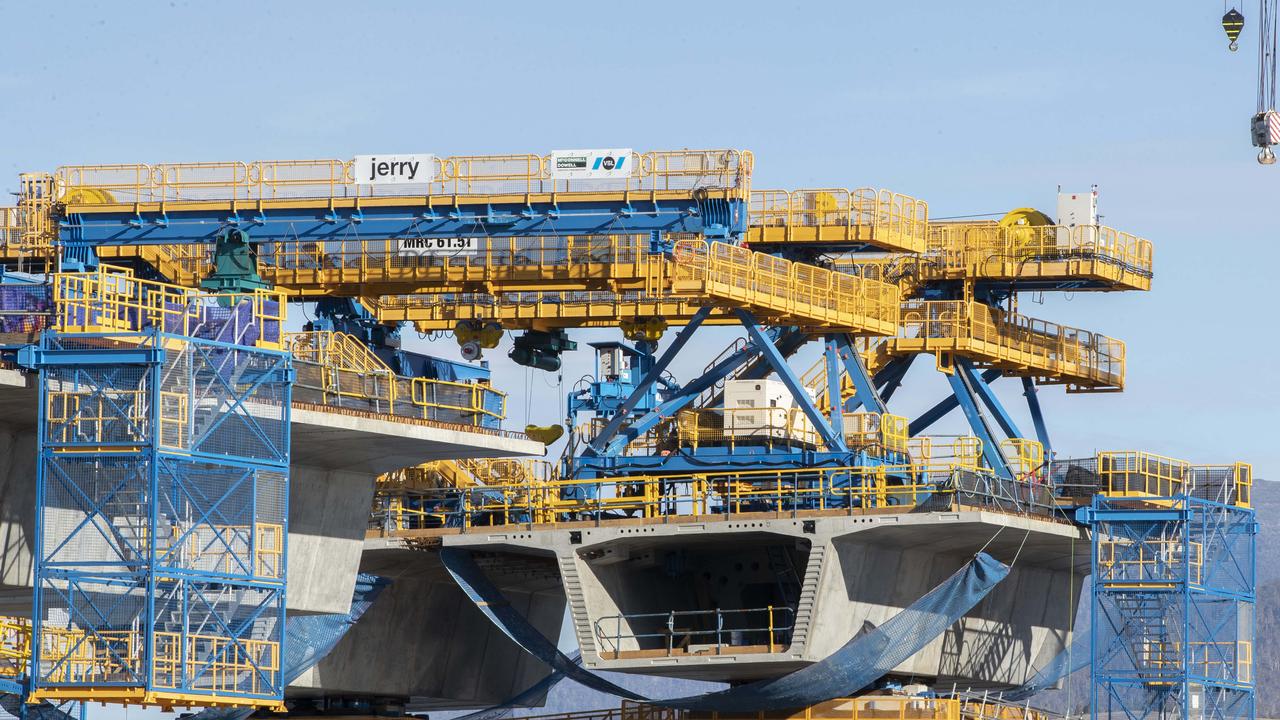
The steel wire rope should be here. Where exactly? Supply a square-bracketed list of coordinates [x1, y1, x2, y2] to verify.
[1262, 0, 1279, 112]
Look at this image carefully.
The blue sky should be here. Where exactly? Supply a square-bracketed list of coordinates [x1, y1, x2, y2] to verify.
[4, 1, 1274, 474]
[1, 1, 1276, 718]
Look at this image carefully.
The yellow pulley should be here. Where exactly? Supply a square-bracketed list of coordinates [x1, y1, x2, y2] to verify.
[997, 207, 1054, 252]
[59, 187, 116, 205]
[996, 208, 1053, 228]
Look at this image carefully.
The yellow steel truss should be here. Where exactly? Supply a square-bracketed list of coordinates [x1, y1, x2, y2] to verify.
[373, 238, 901, 335]
[53, 150, 752, 211]
[747, 188, 930, 253]
[52, 267, 287, 350]
[886, 300, 1125, 391]
[920, 222, 1153, 290]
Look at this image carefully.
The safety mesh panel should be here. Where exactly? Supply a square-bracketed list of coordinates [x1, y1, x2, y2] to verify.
[159, 341, 289, 463]
[37, 577, 147, 686]
[151, 581, 283, 696]
[41, 455, 151, 568]
[154, 459, 284, 579]
[0, 281, 53, 345]
[42, 362, 151, 448]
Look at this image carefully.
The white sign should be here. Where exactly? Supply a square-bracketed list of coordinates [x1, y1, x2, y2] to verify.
[549, 148, 634, 180]
[353, 154, 435, 185]
[398, 237, 479, 257]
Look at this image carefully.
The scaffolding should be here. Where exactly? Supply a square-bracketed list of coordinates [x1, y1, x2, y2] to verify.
[1086, 456, 1255, 720]
[25, 330, 292, 710]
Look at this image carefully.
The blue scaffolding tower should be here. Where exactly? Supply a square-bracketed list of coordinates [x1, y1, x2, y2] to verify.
[1086, 458, 1256, 720]
[22, 329, 292, 710]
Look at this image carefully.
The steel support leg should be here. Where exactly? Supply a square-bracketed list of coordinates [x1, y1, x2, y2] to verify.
[945, 367, 1013, 479]
[1022, 377, 1051, 454]
[824, 337, 844, 437]
[908, 368, 1001, 436]
[835, 334, 887, 414]
[586, 306, 711, 455]
[736, 309, 847, 452]
[599, 339, 759, 457]
[957, 360, 1022, 440]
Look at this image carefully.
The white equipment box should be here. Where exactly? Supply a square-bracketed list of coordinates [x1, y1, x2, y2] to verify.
[1057, 189, 1098, 245]
[723, 379, 791, 440]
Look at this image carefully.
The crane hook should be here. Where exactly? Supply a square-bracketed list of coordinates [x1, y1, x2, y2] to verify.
[1224, 7, 1246, 51]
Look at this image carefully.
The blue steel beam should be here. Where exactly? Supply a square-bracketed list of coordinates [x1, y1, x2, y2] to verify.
[834, 334, 887, 415]
[735, 309, 847, 452]
[874, 356, 913, 404]
[945, 367, 1013, 479]
[699, 327, 808, 410]
[908, 368, 1002, 436]
[599, 341, 759, 458]
[957, 358, 1023, 440]
[585, 307, 712, 456]
[824, 338, 844, 437]
[1021, 377, 1052, 454]
[60, 197, 748, 246]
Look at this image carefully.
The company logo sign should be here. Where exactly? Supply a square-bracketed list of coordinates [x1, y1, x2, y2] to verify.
[549, 148, 633, 180]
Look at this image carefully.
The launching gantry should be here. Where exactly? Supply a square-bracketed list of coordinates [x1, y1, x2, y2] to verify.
[0, 149, 1253, 720]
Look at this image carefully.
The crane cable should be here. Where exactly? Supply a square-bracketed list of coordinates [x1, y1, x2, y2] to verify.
[1259, 0, 1278, 111]
[1256, 0, 1280, 162]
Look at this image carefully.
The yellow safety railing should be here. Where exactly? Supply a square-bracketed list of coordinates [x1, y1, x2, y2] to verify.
[1000, 438, 1046, 481]
[286, 330, 392, 373]
[1139, 641, 1253, 683]
[1190, 462, 1253, 508]
[53, 267, 286, 350]
[55, 150, 753, 205]
[0, 207, 19, 250]
[514, 696, 1050, 720]
[374, 240, 901, 334]
[671, 239, 900, 333]
[46, 387, 194, 450]
[0, 616, 31, 679]
[171, 523, 285, 579]
[1097, 451, 1190, 500]
[378, 458, 551, 489]
[370, 464, 973, 532]
[37, 627, 280, 700]
[928, 222, 1153, 284]
[151, 631, 280, 697]
[909, 436, 984, 472]
[1098, 538, 1203, 585]
[18, 174, 58, 260]
[261, 234, 655, 295]
[750, 188, 930, 251]
[373, 459, 557, 530]
[671, 409, 909, 454]
[286, 331, 506, 427]
[95, 243, 208, 287]
[45, 388, 148, 447]
[893, 300, 1125, 390]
